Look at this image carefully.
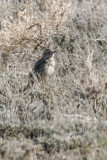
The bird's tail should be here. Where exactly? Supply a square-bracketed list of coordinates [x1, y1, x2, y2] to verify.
[23, 72, 34, 92]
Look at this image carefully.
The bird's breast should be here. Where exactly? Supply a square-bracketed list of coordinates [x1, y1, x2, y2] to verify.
[46, 58, 55, 75]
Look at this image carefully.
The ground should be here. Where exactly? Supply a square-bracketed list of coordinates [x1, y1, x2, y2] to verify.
[0, 0, 107, 160]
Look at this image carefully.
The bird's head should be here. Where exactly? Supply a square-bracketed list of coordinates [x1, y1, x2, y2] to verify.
[42, 49, 56, 60]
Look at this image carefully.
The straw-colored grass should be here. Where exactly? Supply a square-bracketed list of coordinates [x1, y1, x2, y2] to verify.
[0, 0, 107, 159]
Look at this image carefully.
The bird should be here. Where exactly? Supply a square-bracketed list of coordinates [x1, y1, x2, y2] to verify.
[23, 49, 56, 91]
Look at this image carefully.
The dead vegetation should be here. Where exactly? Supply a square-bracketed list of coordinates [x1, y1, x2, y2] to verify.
[0, 0, 107, 160]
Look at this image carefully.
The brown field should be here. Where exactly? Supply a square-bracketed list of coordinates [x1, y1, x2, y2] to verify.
[0, 0, 107, 160]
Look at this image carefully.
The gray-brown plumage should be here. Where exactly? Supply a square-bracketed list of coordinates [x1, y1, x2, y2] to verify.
[23, 49, 56, 91]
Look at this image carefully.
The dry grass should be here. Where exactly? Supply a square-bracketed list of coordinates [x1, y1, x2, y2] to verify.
[0, 0, 107, 160]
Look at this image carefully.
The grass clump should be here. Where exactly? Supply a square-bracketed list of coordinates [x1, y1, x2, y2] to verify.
[0, 0, 107, 159]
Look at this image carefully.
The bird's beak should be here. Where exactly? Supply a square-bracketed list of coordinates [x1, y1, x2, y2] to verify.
[52, 51, 56, 54]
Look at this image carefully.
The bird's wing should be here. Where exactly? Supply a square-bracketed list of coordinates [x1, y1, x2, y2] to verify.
[33, 58, 46, 72]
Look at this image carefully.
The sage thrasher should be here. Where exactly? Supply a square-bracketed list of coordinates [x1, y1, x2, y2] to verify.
[23, 49, 56, 91]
